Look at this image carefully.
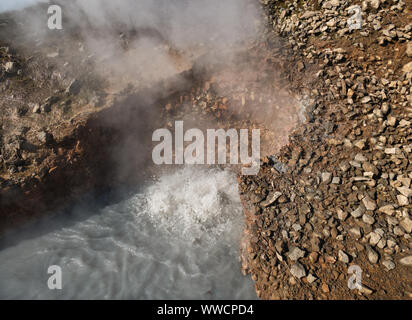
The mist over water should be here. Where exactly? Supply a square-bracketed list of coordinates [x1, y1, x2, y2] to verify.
[0, 167, 257, 299]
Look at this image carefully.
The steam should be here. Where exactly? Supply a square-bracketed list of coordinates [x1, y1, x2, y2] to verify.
[4, 0, 260, 90]
[0, 0, 46, 13]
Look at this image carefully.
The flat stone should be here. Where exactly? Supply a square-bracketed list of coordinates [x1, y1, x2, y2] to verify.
[290, 263, 306, 279]
[349, 227, 362, 239]
[361, 96, 371, 103]
[351, 206, 365, 218]
[382, 260, 395, 271]
[403, 61, 412, 73]
[338, 250, 350, 263]
[32, 104, 40, 113]
[322, 172, 332, 183]
[407, 42, 412, 57]
[362, 196, 377, 211]
[384, 148, 398, 154]
[378, 204, 395, 216]
[400, 217, 412, 233]
[332, 177, 341, 184]
[359, 285, 374, 295]
[321, 283, 330, 293]
[260, 191, 282, 207]
[396, 187, 412, 197]
[367, 247, 379, 264]
[292, 223, 302, 232]
[368, 231, 382, 246]
[354, 140, 366, 149]
[354, 153, 368, 162]
[337, 208, 348, 221]
[369, 0, 381, 10]
[306, 274, 317, 284]
[397, 195, 409, 206]
[362, 214, 375, 225]
[4, 61, 16, 73]
[399, 255, 412, 266]
[288, 247, 305, 261]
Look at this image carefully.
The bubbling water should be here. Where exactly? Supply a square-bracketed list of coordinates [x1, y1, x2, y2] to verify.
[0, 167, 256, 299]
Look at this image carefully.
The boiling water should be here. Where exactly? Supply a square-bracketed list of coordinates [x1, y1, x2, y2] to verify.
[0, 167, 256, 299]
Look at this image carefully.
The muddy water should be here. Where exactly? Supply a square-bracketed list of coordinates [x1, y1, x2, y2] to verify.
[0, 167, 257, 299]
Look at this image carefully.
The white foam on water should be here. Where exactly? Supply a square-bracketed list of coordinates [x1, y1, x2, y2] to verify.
[0, 167, 256, 299]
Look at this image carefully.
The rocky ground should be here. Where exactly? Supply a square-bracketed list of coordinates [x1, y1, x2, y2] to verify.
[239, 0, 412, 299]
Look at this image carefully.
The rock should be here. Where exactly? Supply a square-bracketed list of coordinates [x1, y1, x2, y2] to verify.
[4, 61, 16, 73]
[359, 285, 374, 295]
[321, 283, 329, 293]
[402, 61, 412, 73]
[338, 250, 350, 263]
[37, 131, 54, 145]
[349, 227, 362, 239]
[326, 19, 337, 28]
[367, 247, 379, 264]
[351, 206, 365, 218]
[399, 256, 412, 266]
[396, 187, 412, 197]
[329, 0, 340, 7]
[397, 195, 409, 206]
[378, 204, 395, 216]
[301, 11, 317, 19]
[309, 252, 318, 263]
[337, 208, 348, 221]
[407, 42, 412, 57]
[290, 263, 306, 279]
[292, 223, 302, 232]
[355, 153, 367, 162]
[362, 214, 375, 225]
[400, 216, 412, 233]
[332, 177, 341, 184]
[369, 0, 381, 10]
[384, 147, 398, 154]
[399, 119, 411, 128]
[288, 247, 305, 261]
[361, 96, 371, 104]
[32, 104, 40, 113]
[368, 231, 382, 246]
[322, 172, 332, 183]
[260, 191, 282, 207]
[297, 61, 305, 72]
[394, 226, 405, 236]
[353, 140, 366, 149]
[66, 79, 81, 95]
[362, 196, 376, 211]
[306, 274, 317, 284]
[382, 260, 395, 271]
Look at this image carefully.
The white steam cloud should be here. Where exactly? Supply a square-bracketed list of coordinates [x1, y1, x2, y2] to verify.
[0, 0, 47, 13]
